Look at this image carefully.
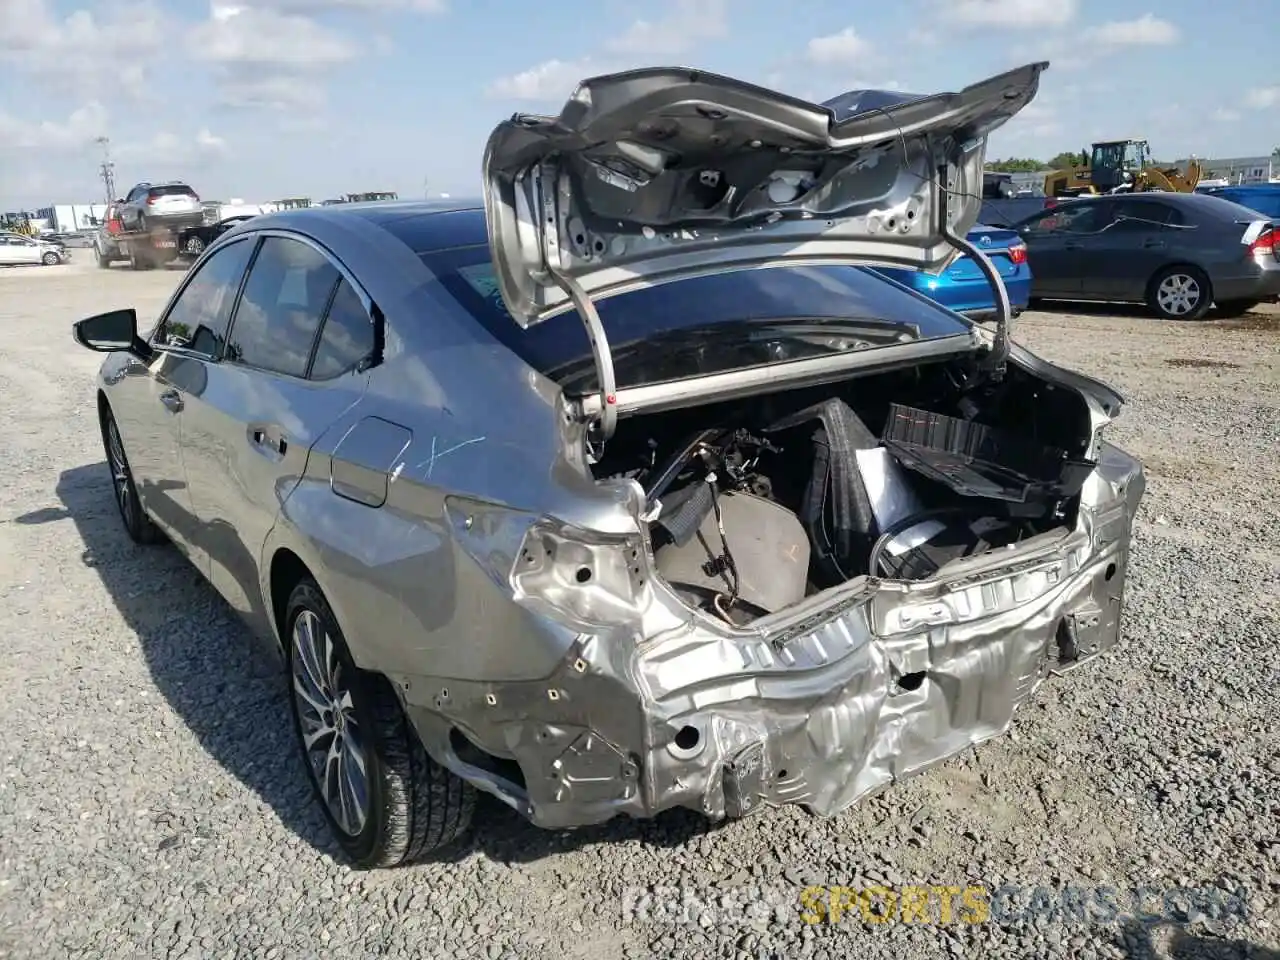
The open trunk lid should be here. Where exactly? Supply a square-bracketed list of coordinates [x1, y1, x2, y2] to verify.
[481, 62, 1048, 436]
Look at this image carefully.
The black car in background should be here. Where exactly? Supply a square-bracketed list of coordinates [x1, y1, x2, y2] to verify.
[1012, 192, 1280, 320]
[176, 214, 257, 257]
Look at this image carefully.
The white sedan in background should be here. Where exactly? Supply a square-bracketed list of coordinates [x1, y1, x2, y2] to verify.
[0, 232, 68, 266]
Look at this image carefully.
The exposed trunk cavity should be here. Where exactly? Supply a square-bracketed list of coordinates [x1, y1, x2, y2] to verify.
[589, 357, 1097, 626]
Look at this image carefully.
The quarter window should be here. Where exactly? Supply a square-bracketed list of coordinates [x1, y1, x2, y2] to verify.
[225, 236, 340, 377]
[154, 237, 255, 358]
[310, 278, 375, 379]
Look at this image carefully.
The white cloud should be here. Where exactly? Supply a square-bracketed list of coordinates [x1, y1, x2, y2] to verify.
[847, 78, 903, 92]
[485, 58, 598, 102]
[188, 3, 358, 113]
[0, 101, 109, 151]
[192, 4, 357, 67]
[943, 0, 1077, 29]
[1213, 108, 1241, 123]
[487, 0, 733, 104]
[606, 0, 727, 57]
[1244, 87, 1280, 110]
[116, 128, 231, 166]
[255, 0, 445, 10]
[1083, 14, 1179, 46]
[806, 27, 873, 67]
[0, 0, 170, 100]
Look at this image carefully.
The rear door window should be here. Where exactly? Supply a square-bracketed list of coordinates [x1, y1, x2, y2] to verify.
[309, 278, 375, 379]
[224, 236, 340, 378]
[154, 237, 256, 357]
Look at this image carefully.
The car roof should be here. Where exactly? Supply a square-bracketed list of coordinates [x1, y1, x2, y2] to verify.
[260, 198, 489, 254]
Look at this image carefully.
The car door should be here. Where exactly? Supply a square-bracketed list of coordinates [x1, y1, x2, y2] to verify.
[116, 236, 259, 570]
[1066, 198, 1180, 301]
[121, 186, 145, 229]
[0, 235, 40, 264]
[1015, 201, 1109, 297]
[179, 232, 371, 643]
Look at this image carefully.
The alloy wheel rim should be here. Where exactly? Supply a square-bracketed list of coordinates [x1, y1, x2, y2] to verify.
[105, 418, 131, 518]
[291, 610, 370, 837]
[1156, 274, 1200, 315]
[186, 237, 204, 255]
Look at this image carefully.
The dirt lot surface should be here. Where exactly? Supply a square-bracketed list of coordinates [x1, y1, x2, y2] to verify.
[1, 260, 1278, 960]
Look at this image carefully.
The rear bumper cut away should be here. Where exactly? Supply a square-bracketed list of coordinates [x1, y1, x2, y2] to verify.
[402, 447, 1144, 831]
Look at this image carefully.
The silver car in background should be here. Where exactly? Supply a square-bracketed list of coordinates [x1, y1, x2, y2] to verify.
[73, 62, 1145, 868]
[117, 180, 205, 233]
[0, 231, 68, 266]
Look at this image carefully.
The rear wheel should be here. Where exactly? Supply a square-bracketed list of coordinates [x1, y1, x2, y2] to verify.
[1147, 265, 1211, 321]
[100, 404, 161, 545]
[285, 578, 475, 868]
[1213, 300, 1260, 318]
[96, 245, 110, 268]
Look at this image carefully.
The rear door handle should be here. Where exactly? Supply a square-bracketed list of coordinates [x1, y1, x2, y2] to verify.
[159, 389, 183, 413]
[1142, 239, 1165, 249]
[251, 428, 288, 457]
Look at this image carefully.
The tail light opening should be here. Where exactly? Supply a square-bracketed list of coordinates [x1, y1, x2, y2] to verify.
[1247, 226, 1275, 258]
[511, 518, 649, 627]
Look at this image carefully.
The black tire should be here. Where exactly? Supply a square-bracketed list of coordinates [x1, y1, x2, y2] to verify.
[184, 235, 205, 257]
[100, 404, 162, 545]
[1147, 265, 1212, 321]
[41, 251, 59, 266]
[285, 578, 475, 868]
[96, 246, 111, 269]
[1213, 300, 1260, 318]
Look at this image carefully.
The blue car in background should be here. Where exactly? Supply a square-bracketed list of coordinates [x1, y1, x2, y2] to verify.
[870, 224, 1031, 319]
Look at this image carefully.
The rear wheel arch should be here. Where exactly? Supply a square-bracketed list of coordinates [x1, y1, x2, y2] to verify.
[275, 555, 477, 865]
[269, 547, 312, 650]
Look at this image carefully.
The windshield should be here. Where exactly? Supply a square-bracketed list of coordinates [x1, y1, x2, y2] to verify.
[419, 246, 974, 393]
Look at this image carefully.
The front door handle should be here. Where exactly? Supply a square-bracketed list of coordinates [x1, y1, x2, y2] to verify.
[159, 389, 183, 413]
[1142, 239, 1165, 249]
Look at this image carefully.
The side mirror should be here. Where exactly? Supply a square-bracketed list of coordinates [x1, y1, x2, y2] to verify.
[72, 308, 153, 360]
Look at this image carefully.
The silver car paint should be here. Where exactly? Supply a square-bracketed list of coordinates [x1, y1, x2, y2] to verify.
[91, 66, 1145, 833]
[484, 62, 1048, 327]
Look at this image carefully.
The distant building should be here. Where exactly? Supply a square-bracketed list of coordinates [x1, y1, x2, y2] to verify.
[33, 203, 110, 233]
[1181, 155, 1277, 185]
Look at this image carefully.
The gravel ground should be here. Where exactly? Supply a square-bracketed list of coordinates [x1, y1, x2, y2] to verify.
[1, 260, 1278, 960]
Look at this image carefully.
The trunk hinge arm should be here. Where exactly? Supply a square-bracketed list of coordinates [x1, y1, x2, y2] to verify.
[941, 160, 1012, 380]
[547, 266, 618, 443]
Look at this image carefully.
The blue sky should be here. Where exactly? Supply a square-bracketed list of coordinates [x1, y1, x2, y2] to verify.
[1, 0, 1277, 208]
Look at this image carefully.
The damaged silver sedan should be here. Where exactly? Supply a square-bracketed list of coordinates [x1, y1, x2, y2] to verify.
[73, 61, 1145, 868]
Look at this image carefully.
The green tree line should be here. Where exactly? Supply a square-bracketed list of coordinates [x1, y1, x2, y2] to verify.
[987, 151, 1089, 173]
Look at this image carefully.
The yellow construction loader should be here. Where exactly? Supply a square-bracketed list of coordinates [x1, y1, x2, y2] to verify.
[1045, 139, 1201, 197]
[0, 214, 39, 237]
